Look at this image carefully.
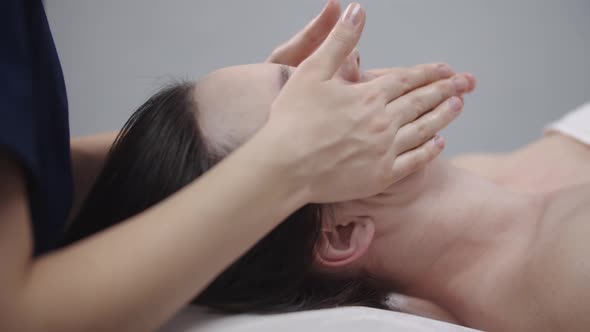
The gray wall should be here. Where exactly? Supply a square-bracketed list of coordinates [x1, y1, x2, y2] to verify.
[45, 0, 590, 156]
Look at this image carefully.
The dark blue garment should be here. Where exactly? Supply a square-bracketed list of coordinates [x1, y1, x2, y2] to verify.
[0, 0, 72, 255]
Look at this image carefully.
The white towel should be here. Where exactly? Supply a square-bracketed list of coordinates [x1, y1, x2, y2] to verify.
[160, 306, 479, 332]
[546, 101, 590, 145]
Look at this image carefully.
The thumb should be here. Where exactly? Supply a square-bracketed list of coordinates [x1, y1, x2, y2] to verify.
[266, 0, 341, 66]
[295, 3, 365, 81]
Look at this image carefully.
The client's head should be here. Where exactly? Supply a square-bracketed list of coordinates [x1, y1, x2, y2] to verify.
[64, 54, 399, 313]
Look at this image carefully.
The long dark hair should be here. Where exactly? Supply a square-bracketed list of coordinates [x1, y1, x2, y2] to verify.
[62, 81, 392, 313]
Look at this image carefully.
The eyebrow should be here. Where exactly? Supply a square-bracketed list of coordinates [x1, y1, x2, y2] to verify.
[279, 65, 291, 90]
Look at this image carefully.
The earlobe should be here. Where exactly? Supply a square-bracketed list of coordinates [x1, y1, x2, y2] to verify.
[315, 217, 375, 269]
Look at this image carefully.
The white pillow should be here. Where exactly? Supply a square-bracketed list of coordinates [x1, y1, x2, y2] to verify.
[160, 306, 480, 332]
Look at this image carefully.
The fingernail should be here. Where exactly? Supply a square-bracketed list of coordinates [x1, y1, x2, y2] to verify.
[341, 3, 361, 26]
[437, 64, 453, 77]
[448, 96, 463, 113]
[434, 135, 445, 149]
[452, 76, 468, 93]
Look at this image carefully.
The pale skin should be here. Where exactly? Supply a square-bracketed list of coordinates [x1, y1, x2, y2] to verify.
[381, 130, 590, 327]
[0, 3, 467, 331]
[348, 133, 590, 332]
[189, 42, 590, 330]
[54, 3, 590, 330]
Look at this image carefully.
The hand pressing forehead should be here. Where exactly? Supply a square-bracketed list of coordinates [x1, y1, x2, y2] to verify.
[193, 61, 475, 159]
[195, 53, 365, 155]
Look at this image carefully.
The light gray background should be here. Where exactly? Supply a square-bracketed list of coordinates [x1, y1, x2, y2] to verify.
[45, 0, 590, 156]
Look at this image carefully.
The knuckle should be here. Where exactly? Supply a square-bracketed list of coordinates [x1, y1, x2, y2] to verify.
[386, 104, 403, 126]
[407, 154, 421, 171]
[394, 73, 412, 92]
[443, 104, 457, 121]
[362, 86, 383, 106]
[419, 66, 429, 82]
[424, 63, 440, 80]
[374, 140, 389, 155]
[377, 85, 390, 103]
[396, 72, 411, 85]
[378, 162, 393, 183]
[428, 112, 444, 128]
[399, 98, 420, 122]
[416, 122, 430, 141]
[439, 80, 456, 98]
[411, 65, 428, 83]
[424, 85, 445, 105]
[370, 112, 391, 133]
[409, 95, 428, 112]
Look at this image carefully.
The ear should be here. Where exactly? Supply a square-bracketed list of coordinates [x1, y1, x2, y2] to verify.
[315, 216, 375, 269]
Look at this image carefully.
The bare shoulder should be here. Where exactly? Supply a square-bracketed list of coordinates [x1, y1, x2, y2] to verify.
[515, 184, 590, 331]
[514, 134, 590, 192]
[450, 153, 511, 182]
[453, 133, 590, 193]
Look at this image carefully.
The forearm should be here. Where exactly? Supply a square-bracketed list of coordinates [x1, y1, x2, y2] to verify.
[69, 132, 118, 221]
[12, 133, 306, 332]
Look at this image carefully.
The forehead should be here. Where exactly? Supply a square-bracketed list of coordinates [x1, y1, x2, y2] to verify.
[194, 63, 282, 150]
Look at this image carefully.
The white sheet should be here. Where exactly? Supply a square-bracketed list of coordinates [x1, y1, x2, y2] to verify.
[160, 306, 480, 332]
[546, 101, 590, 145]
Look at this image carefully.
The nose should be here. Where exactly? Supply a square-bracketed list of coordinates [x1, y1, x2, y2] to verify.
[336, 48, 361, 83]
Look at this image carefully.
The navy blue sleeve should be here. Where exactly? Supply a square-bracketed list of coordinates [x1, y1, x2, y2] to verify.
[0, 0, 73, 255]
[0, 0, 39, 179]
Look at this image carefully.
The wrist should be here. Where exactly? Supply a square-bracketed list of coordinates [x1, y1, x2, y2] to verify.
[239, 125, 312, 210]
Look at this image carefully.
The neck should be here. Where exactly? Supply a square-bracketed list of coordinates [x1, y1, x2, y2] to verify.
[367, 158, 544, 322]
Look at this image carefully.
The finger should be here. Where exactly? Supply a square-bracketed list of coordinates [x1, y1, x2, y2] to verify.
[394, 96, 463, 153]
[361, 67, 399, 81]
[364, 63, 455, 102]
[336, 48, 361, 82]
[387, 73, 472, 126]
[390, 136, 445, 181]
[464, 72, 477, 92]
[295, 3, 365, 81]
[364, 66, 433, 78]
[266, 0, 341, 66]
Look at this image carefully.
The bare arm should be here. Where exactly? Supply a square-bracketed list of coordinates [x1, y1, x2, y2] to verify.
[67, 0, 340, 223]
[0, 3, 465, 330]
[0, 133, 307, 331]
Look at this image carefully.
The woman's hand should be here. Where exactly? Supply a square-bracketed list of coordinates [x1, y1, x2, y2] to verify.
[266, 0, 341, 67]
[258, 3, 475, 203]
